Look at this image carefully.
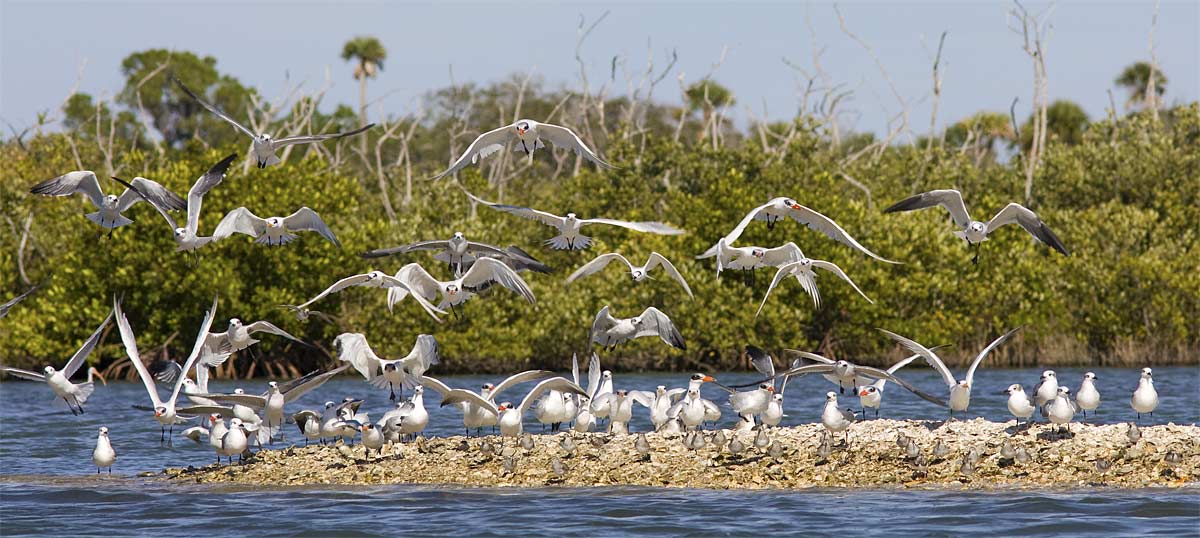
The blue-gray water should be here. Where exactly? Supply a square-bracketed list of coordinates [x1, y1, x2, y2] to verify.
[2, 366, 1198, 536]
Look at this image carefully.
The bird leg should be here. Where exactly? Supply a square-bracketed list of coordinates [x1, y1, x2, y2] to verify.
[64, 398, 79, 416]
[970, 243, 979, 266]
[389, 384, 397, 402]
[160, 426, 166, 445]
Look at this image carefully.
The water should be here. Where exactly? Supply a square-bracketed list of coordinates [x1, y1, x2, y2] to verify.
[2, 366, 1197, 536]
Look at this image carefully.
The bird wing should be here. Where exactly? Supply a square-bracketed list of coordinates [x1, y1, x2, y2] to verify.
[282, 207, 340, 246]
[61, 311, 114, 378]
[460, 258, 536, 303]
[281, 364, 350, 403]
[439, 389, 499, 415]
[519, 377, 587, 414]
[759, 242, 804, 267]
[465, 191, 565, 228]
[965, 327, 1021, 385]
[571, 353, 581, 386]
[535, 123, 614, 169]
[115, 176, 187, 213]
[591, 392, 615, 413]
[985, 203, 1070, 256]
[114, 297, 162, 407]
[884, 189, 971, 228]
[493, 370, 557, 401]
[877, 353, 926, 390]
[417, 375, 454, 397]
[589, 305, 615, 346]
[464, 240, 510, 257]
[746, 345, 775, 379]
[586, 353, 602, 399]
[398, 334, 440, 380]
[810, 259, 874, 304]
[296, 273, 375, 309]
[0, 283, 41, 319]
[877, 329, 957, 388]
[168, 296, 220, 405]
[361, 240, 450, 259]
[578, 218, 685, 235]
[786, 204, 898, 264]
[702, 200, 776, 256]
[565, 253, 628, 285]
[786, 350, 835, 365]
[635, 307, 686, 350]
[198, 393, 268, 409]
[643, 252, 693, 298]
[851, 364, 948, 407]
[333, 333, 382, 380]
[379, 273, 446, 322]
[0, 366, 46, 382]
[495, 245, 552, 273]
[392, 264, 443, 301]
[213, 207, 267, 239]
[185, 154, 238, 233]
[29, 171, 105, 208]
[243, 321, 303, 344]
[174, 78, 257, 138]
[431, 124, 516, 179]
[756, 262, 800, 317]
[271, 124, 375, 148]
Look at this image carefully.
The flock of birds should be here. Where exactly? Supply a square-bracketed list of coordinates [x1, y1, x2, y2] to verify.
[0, 77, 1165, 475]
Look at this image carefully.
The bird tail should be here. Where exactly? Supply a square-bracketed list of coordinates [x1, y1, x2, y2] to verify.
[255, 233, 297, 246]
[545, 234, 590, 250]
[85, 212, 132, 229]
[258, 154, 282, 168]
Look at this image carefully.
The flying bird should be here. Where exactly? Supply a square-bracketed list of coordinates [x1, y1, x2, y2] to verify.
[590, 305, 686, 351]
[175, 77, 374, 168]
[701, 197, 897, 263]
[878, 327, 1021, 417]
[203, 317, 305, 355]
[566, 251, 693, 298]
[0, 282, 42, 319]
[432, 119, 613, 179]
[213, 206, 340, 247]
[467, 191, 684, 250]
[30, 172, 185, 235]
[697, 239, 804, 276]
[144, 154, 238, 252]
[290, 270, 445, 322]
[0, 310, 111, 414]
[389, 258, 536, 316]
[883, 189, 1069, 264]
[334, 333, 439, 401]
[756, 252, 873, 316]
[420, 370, 555, 435]
[361, 232, 549, 276]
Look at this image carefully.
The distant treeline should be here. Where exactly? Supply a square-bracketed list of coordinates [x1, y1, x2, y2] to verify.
[1, 52, 1196, 377]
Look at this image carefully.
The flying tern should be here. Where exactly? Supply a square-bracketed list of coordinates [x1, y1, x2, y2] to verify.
[700, 196, 897, 263]
[432, 119, 613, 179]
[213, 206, 340, 247]
[0, 310, 111, 414]
[334, 333, 439, 401]
[30, 172, 184, 234]
[290, 270, 445, 322]
[566, 251, 693, 298]
[590, 305, 685, 351]
[467, 191, 684, 250]
[361, 232, 550, 277]
[144, 154, 238, 252]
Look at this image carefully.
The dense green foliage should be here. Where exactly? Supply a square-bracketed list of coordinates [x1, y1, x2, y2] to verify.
[1, 50, 1197, 376]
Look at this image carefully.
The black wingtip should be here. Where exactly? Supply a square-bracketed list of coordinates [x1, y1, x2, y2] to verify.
[882, 194, 923, 214]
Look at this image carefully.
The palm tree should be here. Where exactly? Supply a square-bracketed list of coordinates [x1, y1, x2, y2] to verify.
[1115, 62, 1168, 111]
[341, 36, 387, 129]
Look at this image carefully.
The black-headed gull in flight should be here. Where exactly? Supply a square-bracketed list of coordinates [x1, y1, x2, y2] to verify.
[175, 77, 374, 168]
[0, 310, 111, 414]
[883, 188, 1069, 264]
[432, 119, 613, 179]
[566, 251, 693, 298]
[213, 206, 340, 247]
[467, 191, 684, 250]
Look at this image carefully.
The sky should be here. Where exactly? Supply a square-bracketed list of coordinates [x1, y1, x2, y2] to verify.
[1, 1, 1197, 137]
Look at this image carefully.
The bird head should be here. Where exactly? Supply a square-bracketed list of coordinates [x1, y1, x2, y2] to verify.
[958, 380, 970, 389]
[761, 384, 773, 392]
[687, 389, 698, 398]
[268, 381, 278, 389]
[602, 370, 613, 381]
[656, 385, 666, 395]
[173, 227, 187, 239]
[361, 424, 374, 433]
[209, 414, 219, 425]
[446, 284, 459, 296]
[99, 426, 109, 435]
[1084, 372, 1096, 381]
[1005, 384, 1023, 395]
[365, 271, 383, 280]
[970, 222, 986, 233]
[453, 231, 464, 239]
[234, 388, 246, 395]
[324, 401, 335, 410]
[498, 402, 513, 412]
[266, 217, 282, 228]
[825, 392, 837, 402]
[515, 121, 530, 136]
[783, 198, 801, 210]
[565, 212, 577, 220]
[617, 389, 628, 397]
[482, 383, 495, 392]
[1141, 367, 1153, 378]
[859, 386, 877, 397]
[751, 248, 765, 258]
[260, 134, 273, 142]
[154, 406, 166, 417]
[413, 386, 424, 396]
[105, 194, 119, 205]
[43, 366, 55, 375]
[1041, 370, 1056, 380]
[228, 318, 242, 328]
[773, 393, 784, 402]
[631, 269, 643, 280]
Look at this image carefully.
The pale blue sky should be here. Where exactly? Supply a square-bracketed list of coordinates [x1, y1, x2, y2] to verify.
[1, 1, 1196, 137]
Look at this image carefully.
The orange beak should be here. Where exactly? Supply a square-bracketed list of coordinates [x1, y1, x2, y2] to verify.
[790, 203, 803, 210]
[702, 376, 714, 382]
[859, 389, 869, 397]
[154, 410, 163, 417]
[767, 386, 775, 393]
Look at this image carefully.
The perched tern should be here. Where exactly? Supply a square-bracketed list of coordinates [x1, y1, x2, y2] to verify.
[176, 77, 374, 168]
[566, 251, 693, 298]
[92, 426, 115, 474]
[380, 386, 430, 442]
[821, 392, 856, 444]
[590, 305, 686, 351]
[1076, 372, 1101, 419]
[700, 196, 897, 263]
[591, 389, 654, 434]
[213, 206, 340, 247]
[432, 119, 613, 179]
[1033, 370, 1059, 419]
[360, 423, 386, 458]
[1004, 384, 1037, 428]
[883, 188, 1069, 263]
[335, 333, 438, 401]
[292, 410, 322, 446]
[0, 310, 111, 415]
[467, 191, 684, 250]
[219, 418, 250, 464]
[1046, 386, 1078, 432]
[143, 154, 238, 252]
[1130, 368, 1158, 420]
[30, 172, 184, 234]
[878, 327, 1020, 417]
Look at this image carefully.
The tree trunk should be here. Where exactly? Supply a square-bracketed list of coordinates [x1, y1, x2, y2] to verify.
[358, 61, 369, 155]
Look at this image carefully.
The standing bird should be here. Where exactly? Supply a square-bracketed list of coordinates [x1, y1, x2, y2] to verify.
[198, 365, 350, 442]
[360, 424, 386, 458]
[390, 258, 536, 316]
[1076, 372, 1101, 419]
[293, 410, 322, 446]
[467, 191, 684, 250]
[882, 189, 1069, 264]
[1033, 370, 1059, 420]
[711, 383, 775, 429]
[590, 306, 686, 351]
[380, 386, 430, 442]
[1130, 368, 1158, 420]
[701, 197, 897, 263]
[213, 206, 340, 247]
[567, 252, 693, 298]
[219, 418, 251, 464]
[856, 352, 929, 418]
[290, 270, 445, 322]
[420, 371, 555, 435]
[432, 119, 613, 179]
[756, 253, 874, 315]
[361, 232, 549, 277]
[1046, 386, 1078, 433]
[591, 389, 655, 434]
[175, 78, 373, 168]
[821, 392, 857, 445]
[438, 377, 588, 437]
[0, 311, 111, 415]
[878, 327, 1021, 418]
[92, 426, 115, 474]
[1004, 384, 1037, 429]
[143, 154, 238, 252]
[29, 172, 184, 234]
[334, 333, 439, 401]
